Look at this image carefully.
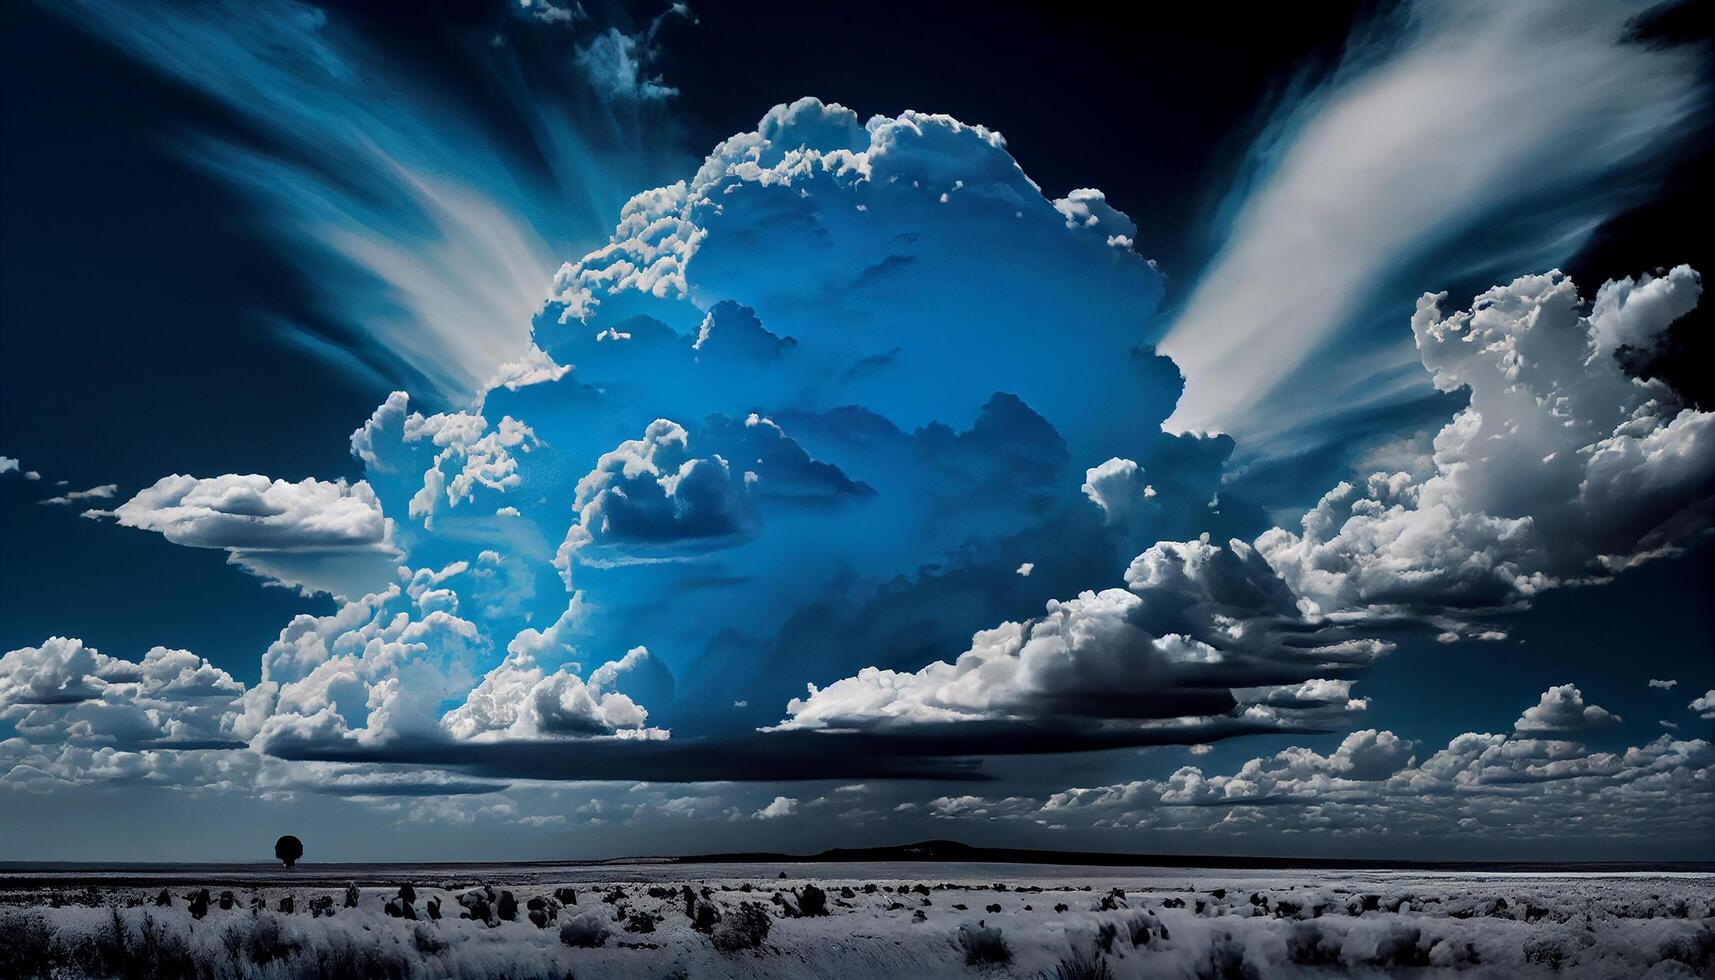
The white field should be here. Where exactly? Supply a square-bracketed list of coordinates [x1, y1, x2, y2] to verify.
[2, 862, 1712, 978]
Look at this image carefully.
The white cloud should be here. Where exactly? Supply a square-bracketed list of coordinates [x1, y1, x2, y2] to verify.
[1257, 268, 1715, 621]
[1081, 457, 1155, 526]
[0, 456, 17, 475]
[1161, 0, 1704, 440]
[1015, 562, 1034, 577]
[439, 652, 659, 742]
[109, 474, 400, 597]
[966, 696, 1713, 843]
[752, 795, 797, 819]
[1649, 678, 1679, 690]
[1514, 684, 1620, 733]
[485, 344, 572, 394]
[778, 536, 1384, 740]
[1691, 691, 1715, 720]
[0, 638, 252, 790]
[1590, 264, 1703, 358]
[351, 392, 540, 530]
[39, 484, 118, 506]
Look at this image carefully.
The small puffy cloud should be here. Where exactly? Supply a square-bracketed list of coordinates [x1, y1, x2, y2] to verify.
[39, 484, 118, 506]
[486, 344, 572, 393]
[1016, 562, 1034, 577]
[109, 474, 399, 597]
[1649, 678, 1679, 690]
[752, 795, 797, 819]
[1691, 691, 1715, 720]
[0, 456, 17, 475]
[1514, 684, 1621, 734]
[1081, 457, 1155, 526]
[439, 652, 658, 742]
[1590, 264, 1702, 358]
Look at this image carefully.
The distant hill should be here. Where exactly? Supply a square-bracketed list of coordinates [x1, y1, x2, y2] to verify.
[672, 839, 1702, 873]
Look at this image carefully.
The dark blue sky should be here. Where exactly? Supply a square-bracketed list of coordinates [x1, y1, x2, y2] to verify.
[1, 0, 1711, 862]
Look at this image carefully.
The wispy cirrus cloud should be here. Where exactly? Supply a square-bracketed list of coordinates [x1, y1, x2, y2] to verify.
[1161, 0, 1707, 447]
[47, 0, 688, 401]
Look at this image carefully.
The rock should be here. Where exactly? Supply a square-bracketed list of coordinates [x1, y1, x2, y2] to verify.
[952, 903, 967, 910]
[188, 889, 209, 919]
[154, 889, 172, 907]
[1054, 903, 1069, 913]
[426, 897, 442, 921]
[278, 895, 294, 914]
[218, 890, 235, 911]
[985, 903, 1002, 913]
[497, 891, 518, 921]
[554, 886, 578, 906]
[344, 883, 360, 908]
[912, 909, 927, 922]
[398, 884, 416, 904]
[309, 895, 335, 918]
[839, 886, 856, 899]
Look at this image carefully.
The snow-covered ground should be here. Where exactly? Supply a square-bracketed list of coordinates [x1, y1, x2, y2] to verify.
[2, 863, 1711, 978]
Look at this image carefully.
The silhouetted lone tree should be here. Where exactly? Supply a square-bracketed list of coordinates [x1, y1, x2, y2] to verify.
[275, 835, 304, 869]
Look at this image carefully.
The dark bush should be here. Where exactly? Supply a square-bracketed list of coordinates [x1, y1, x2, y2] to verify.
[711, 902, 771, 953]
[1047, 943, 1113, 980]
[797, 884, 828, 917]
[959, 922, 1011, 966]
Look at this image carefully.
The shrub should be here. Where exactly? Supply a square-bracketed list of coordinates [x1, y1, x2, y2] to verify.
[1046, 944, 1112, 980]
[959, 923, 1012, 966]
[797, 884, 828, 917]
[711, 902, 771, 952]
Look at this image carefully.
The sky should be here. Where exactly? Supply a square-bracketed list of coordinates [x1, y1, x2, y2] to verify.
[1, 0, 1712, 863]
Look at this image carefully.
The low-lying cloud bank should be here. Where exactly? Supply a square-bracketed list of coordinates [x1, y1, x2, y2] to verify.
[925, 685, 1712, 845]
